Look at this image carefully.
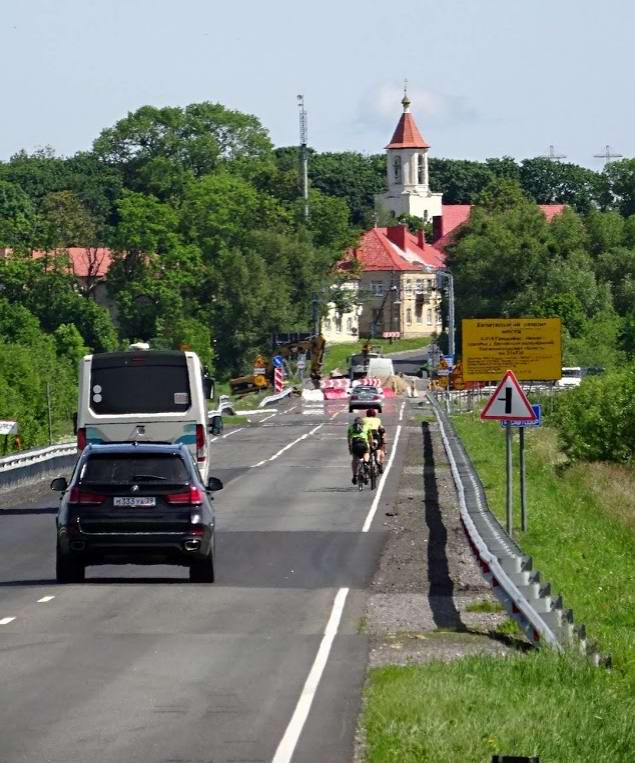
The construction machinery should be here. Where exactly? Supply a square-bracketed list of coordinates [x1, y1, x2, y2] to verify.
[229, 335, 326, 396]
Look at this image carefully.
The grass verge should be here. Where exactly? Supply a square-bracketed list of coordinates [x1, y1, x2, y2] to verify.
[361, 412, 635, 762]
[453, 411, 635, 676]
[363, 651, 634, 762]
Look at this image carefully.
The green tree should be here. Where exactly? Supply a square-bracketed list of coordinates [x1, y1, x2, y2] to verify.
[429, 158, 495, 203]
[603, 158, 635, 217]
[519, 158, 607, 213]
[179, 172, 288, 258]
[93, 102, 273, 197]
[39, 190, 98, 249]
[306, 151, 385, 225]
[0, 180, 37, 249]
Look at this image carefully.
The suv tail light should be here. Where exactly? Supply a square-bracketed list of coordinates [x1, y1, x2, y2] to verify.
[69, 487, 106, 505]
[166, 485, 204, 506]
[196, 424, 206, 463]
[77, 428, 87, 450]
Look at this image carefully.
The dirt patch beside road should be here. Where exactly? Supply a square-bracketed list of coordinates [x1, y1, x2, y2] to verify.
[365, 399, 513, 664]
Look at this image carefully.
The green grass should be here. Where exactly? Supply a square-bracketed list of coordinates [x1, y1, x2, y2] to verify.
[322, 337, 429, 375]
[452, 412, 635, 676]
[465, 599, 505, 613]
[363, 651, 635, 763]
[361, 414, 635, 761]
[221, 415, 249, 427]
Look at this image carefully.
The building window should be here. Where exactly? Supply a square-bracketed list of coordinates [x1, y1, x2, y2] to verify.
[393, 156, 402, 183]
[406, 308, 412, 325]
[415, 279, 424, 294]
[335, 315, 342, 333]
[323, 318, 332, 332]
[346, 316, 353, 333]
[427, 309, 433, 326]
[370, 280, 384, 296]
[417, 154, 425, 184]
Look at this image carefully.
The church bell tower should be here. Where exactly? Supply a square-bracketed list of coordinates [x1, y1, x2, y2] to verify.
[376, 89, 443, 222]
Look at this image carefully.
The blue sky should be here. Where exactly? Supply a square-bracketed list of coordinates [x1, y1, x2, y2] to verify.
[2, 0, 632, 168]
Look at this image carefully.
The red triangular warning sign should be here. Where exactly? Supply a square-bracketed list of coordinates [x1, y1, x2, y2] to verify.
[480, 370, 537, 421]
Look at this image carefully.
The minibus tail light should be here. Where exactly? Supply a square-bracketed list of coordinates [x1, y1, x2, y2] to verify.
[196, 424, 206, 462]
[77, 428, 87, 450]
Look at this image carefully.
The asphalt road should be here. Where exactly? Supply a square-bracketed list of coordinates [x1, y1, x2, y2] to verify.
[0, 394, 412, 763]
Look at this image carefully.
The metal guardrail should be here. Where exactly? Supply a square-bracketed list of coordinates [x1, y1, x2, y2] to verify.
[1, 396, 238, 493]
[258, 387, 294, 408]
[427, 393, 602, 662]
[0, 443, 78, 492]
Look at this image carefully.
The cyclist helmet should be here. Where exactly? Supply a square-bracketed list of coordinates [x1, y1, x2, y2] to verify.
[366, 408, 377, 416]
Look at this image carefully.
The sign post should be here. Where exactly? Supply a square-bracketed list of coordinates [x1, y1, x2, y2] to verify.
[501, 404, 541, 531]
[481, 371, 537, 537]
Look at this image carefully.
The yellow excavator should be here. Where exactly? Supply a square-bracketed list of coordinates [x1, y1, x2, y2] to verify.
[229, 335, 326, 396]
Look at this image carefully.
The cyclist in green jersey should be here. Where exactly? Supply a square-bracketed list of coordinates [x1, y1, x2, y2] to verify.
[347, 416, 372, 485]
[362, 408, 386, 471]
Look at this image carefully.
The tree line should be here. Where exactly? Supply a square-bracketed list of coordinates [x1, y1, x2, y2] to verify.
[1, 101, 634, 448]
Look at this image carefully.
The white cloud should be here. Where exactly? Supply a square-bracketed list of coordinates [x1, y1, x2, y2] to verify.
[356, 81, 478, 134]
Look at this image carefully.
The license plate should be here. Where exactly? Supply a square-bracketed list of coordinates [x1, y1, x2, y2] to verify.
[113, 496, 156, 507]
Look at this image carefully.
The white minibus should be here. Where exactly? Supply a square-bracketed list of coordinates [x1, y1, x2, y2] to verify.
[76, 350, 216, 480]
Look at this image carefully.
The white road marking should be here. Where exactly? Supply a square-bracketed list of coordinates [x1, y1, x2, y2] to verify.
[259, 412, 277, 423]
[222, 427, 245, 439]
[250, 423, 324, 468]
[271, 587, 349, 763]
[0, 617, 16, 625]
[37, 596, 55, 603]
[398, 401, 405, 421]
[362, 420, 404, 533]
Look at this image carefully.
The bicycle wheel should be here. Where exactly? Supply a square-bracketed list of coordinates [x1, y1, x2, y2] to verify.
[369, 458, 377, 490]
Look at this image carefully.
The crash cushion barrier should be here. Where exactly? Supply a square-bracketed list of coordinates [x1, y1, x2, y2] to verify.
[301, 389, 325, 402]
[323, 388, 348, 400]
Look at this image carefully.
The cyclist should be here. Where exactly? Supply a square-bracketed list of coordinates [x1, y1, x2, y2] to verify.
[347, 415, 372, 485]
[362, 408, 386, 472]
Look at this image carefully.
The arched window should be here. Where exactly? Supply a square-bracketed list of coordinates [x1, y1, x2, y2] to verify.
[393, 156, 402, 183]
[417, 154, 425, 184]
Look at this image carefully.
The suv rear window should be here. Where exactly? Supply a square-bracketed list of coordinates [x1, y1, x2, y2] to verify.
[80, 454, 190, 484]
[90, 354, 190, 414]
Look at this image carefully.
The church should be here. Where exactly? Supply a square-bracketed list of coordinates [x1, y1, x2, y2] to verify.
[321, 93, 565, 344]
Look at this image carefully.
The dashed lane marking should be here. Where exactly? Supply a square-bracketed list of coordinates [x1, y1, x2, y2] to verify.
[0, 617, 16, 625]
[37, 596, 55, 603]
[259, 412, 277, 423]
[250, 424, 324, 468]
[362, 403, 405, 533]
[222, 428, 245, 439]
[271, 587, 349, 763]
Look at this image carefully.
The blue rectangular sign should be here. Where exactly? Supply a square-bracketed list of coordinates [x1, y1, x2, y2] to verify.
[501, 404, 542, 429]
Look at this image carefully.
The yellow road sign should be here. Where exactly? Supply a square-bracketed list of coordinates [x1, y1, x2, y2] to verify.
[462, 318, 562, 381]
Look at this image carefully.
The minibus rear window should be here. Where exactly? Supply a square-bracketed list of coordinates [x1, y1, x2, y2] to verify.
[90, 361, 191, 414]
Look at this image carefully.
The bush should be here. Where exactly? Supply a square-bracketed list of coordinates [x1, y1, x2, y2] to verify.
[552, 363, 635, 463]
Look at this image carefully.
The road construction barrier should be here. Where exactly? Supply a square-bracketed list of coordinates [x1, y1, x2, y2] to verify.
[428, 393, 603, 663]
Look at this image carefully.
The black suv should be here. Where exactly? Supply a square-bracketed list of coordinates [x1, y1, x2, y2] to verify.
[52, 443, 222, 583]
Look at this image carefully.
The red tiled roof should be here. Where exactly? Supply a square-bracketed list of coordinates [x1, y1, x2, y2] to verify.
[31, 247, 113, 278]
[432, 203, 566, 254]
[344, 226, 445, 273]
[386, 112, 430, 149]
[539, 204, 567, 221]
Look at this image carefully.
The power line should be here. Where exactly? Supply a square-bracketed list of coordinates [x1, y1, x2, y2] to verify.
[539, 144, 567, 161]
[593, 144, 623, 166]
